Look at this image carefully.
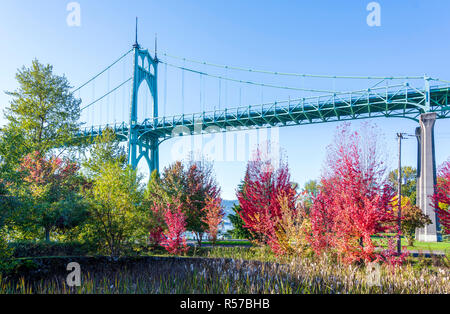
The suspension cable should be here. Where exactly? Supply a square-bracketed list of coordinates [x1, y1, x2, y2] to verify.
[161, 61, 384, 94]
[164, 62, 168, 117]
[73, 49, 133, 93]
[81, 77, 132, 111]
[159, 52, 424, 80]
[432, 78, 450, 84]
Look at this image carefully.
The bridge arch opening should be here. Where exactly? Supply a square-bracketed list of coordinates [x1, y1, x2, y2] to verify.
[137, 79, 154, 122]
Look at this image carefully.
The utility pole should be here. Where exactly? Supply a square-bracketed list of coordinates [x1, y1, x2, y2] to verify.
[396, 133, 404, 255]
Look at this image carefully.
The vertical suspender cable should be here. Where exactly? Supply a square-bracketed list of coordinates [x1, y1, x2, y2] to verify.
[164, 62, 167, 117]
[181, 60, 185, 114]
[92, 80, 95, 125]
[225, 68, 228, 108]
[199, 73, 202, 112]
[261, 85, 264, 104]
[107, 68, 110, 125]
[123, 56, 126, 122]
[203, 63, 207, 111]
[114, 82, 117, 124]
[219, 78, 222, 110]
[239, 87, 242, 106]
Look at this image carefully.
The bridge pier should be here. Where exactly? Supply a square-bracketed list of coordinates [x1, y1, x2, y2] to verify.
[149, 139, 159, 174]
[415, 112, 442, 242]
[128, 137, 160, 175]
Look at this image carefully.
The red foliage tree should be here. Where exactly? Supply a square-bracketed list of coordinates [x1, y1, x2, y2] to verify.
[20, 151, 79, 189]
[161, 201, 189, 255]
[19, 151, 84, 241]
[202, 195, 225, 244]
[309, 124, 397, 264]
[184, 160, 221, 244]
[148, 203, 165, 248]
[237, 147, 297, 254]
[433, 159, 450, 235]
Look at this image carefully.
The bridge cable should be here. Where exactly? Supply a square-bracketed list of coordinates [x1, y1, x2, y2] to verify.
[162, 61, 417, 96]
[261, 85, 264, 104]
[164, 62, 167, 117]
[81, 77, 133, 111]
[161, 61, 349, 94]
[225, 67, 228, 109]
[433, 78, 450, 84]
[158, 52, 424, 80]
[239, 87, 242, 106]
[73, 49, 133, 93]
[92, 80, 95, 124]
[199, 73, 203, 112]
[218, 78, 222, 110]
[181, 60, 185, 114]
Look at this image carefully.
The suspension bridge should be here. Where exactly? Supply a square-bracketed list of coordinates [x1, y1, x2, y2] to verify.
[72, 34, 450, 242]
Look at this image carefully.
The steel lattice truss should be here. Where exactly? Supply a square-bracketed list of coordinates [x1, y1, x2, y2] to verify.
[78, 83, 450, 145]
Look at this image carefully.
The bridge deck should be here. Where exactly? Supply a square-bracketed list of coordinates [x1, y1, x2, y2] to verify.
[78, 85, 450, 143]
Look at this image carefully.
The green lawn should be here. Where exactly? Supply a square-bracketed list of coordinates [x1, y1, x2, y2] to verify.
[201, 240, 252, 246]
[207, 238, 450, 253]
[373, 238, 450, 253]
[403, 241, 450, 252]
[200, 238, 450, 252]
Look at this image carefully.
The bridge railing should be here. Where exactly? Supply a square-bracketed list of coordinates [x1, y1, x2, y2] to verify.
[75, 81, 449, 140]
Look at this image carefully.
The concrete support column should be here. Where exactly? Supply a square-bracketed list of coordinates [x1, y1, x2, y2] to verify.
[415, 112, 441, 242]
[150, 138, 159, 174]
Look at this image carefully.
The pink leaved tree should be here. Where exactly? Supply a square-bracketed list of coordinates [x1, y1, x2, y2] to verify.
[433, 159, 450, 235]
[202, 195, 225, 245]
[161, 201, 189, 255]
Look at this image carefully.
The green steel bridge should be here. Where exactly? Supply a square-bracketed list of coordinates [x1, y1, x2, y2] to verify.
[75, 42, 450, 173]
[79, 83, 450, 171]
[73, 36, 449, 242]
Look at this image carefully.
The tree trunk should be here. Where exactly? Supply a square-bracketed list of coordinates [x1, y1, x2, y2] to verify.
[196, 232, 203, 246]
[45, 228, 50, 242]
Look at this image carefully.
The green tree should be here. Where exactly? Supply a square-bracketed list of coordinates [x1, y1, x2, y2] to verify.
[301, 180, 319, 212]
[227, 179, 254, 240]
[388, 166, 417, 205]
[0, 180, 18, 264]
[84, 162, 143, 257]
[0, 127, 28, 177]
[391, 195, 432, 246]
[82, 128, 126, 177]
[1, 59, 81, 168]
[227, 203, 253, 240]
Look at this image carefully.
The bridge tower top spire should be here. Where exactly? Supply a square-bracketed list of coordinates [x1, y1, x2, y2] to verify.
[155, 33, 158, 60]
[133, 17, 140, 49]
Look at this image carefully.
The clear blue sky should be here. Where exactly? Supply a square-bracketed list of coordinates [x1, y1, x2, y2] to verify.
[1, 0, 450, 199]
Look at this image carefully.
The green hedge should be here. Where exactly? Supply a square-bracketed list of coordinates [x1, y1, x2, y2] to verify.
[9, 241, 97, 258]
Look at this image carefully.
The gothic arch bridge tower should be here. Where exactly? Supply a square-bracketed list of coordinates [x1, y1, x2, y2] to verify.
[127, 31, 160, 174]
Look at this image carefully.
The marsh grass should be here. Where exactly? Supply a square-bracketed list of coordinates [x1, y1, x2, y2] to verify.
[1, 247, 448, 294]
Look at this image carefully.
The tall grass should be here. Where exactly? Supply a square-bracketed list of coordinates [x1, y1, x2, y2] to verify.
[1, 247, 448, 294]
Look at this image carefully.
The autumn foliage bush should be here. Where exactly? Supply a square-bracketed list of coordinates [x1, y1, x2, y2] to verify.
[308, 124, 401, 264]
[146, 158, 225, 253]
[237, 147, 298, 255]
[160, 201, 188, 255]
[146, 158, 222, 246]
[275, 195, 312, 257]
[433, 159, 450, 235]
